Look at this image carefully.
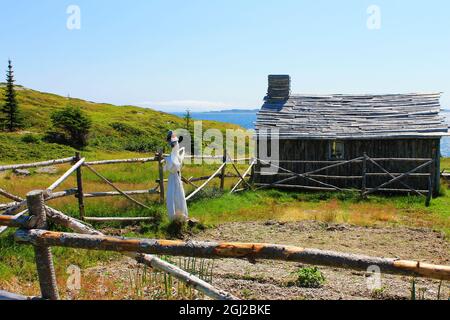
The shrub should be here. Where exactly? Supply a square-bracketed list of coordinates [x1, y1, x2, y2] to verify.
[110, 122, 144, 136]
[123, 137, 159, 153]
[21, 134, 40, 144]
[293, 267, 325, 288]
[47, 106, 92, 149]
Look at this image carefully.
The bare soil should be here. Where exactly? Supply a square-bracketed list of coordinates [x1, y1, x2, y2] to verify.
[85, 220, 449, 300]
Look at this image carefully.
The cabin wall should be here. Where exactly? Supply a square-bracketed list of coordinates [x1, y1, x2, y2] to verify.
[255, 138, 441, 194]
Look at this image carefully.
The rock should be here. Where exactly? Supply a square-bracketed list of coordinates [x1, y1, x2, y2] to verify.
[13, 169, 30, 176]
[326, 224, 348, 232]
[187, 218, 202, 229]
[36, 166, 58, 174]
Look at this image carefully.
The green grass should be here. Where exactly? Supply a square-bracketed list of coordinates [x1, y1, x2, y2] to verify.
[441, 157, 450, 171]
[0, 85, 241, 162]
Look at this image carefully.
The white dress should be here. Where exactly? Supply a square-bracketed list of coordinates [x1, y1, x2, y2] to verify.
[164, 144, 188, 221]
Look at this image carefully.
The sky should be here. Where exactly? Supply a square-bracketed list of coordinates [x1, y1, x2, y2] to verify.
[0, 0, 449, 112]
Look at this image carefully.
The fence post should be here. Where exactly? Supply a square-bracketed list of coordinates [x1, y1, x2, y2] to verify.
[75, 152, 85, 221]
[157, 152, 165, 204]
[26, 190, 59, 300]
[425, 176, 432, 207]
[220, 155, 227, 191]
[250, 159, 256, 187]
[361, 153, 368, 199]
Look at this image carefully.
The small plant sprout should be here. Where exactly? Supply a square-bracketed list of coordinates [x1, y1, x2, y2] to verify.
[292, 267, 326, 288]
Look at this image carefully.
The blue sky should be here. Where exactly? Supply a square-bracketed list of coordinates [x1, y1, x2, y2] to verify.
[0, 0, 449, 111]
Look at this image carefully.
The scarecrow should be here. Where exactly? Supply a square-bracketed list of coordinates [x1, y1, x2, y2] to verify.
[164, 131, 188, 221]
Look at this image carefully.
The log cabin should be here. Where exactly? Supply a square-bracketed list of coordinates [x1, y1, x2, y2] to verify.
[254, 75, 450, 195]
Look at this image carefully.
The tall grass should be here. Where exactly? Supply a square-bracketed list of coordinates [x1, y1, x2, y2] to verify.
[129, 256, 215, 300]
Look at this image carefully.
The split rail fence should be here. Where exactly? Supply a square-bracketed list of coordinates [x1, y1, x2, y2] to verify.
[0, 153, 449, 300]
[254, 153, 438, 206]
[0, 152, 255, 224]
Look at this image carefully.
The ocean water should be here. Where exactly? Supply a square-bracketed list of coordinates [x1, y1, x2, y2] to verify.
[173, 111, 450, 157]
[172, 112, 257, 130]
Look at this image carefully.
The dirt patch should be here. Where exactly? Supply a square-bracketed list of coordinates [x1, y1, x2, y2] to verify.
[82, 220, 449, 300]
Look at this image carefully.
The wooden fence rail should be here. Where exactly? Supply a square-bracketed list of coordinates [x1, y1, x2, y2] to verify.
[255, 155, 435, 205]
[0, 152, 255, 226]
[14, 229, 450, 281]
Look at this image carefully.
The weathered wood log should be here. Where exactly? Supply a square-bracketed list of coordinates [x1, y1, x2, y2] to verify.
[254, 183, 355, 192]
[26, 191, 59, 300]
[84, 163, 153, 211]
[83, 189, 158, 198]
[83, 217, 155, 222]
[257, 158, 359, 188]
[368, 157, 424, 197]
[75, 153, 86, 221]
[254, 172, 430, 178]
[47, 189, 78, 200]
[157, 152, 165, 204]
[47, 157, 85, 192]
[136, 255, 237, 300]
[365, 160, 433, 196]
[0, 187, 23, 202]
[0, 210, 28, 235]
[15, 230, 450, 281]
[44, 207, 236, 300]
[220, 156, 226, 191]
[0, 290, 40, 300]
[0, 157, 75, 172]
[181, 176, 200, 189]
[0, 201, 20, 211]
[231, 160, 255, 193]
[157, 173, 239, 184]
[256, 159, 349, 192]
[227, 154, 254, 191]
[45, 207, 102, 235]
[2, 200, 27, 215]
[185, 162, 227, 201]
[84, 157, 157, 166]
[0, 214, 33, 228]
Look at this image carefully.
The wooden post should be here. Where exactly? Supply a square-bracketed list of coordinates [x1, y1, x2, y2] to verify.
[250, 160, 256, 187]
[157, 152, 165, 204]
[26, 190, 59, 300]
[361, 153, 368, 199]
[425, 176, 432, 207]
[75, 152, 85, 221]
[220, 155, 226, 191]
[431, 145, 439, 197]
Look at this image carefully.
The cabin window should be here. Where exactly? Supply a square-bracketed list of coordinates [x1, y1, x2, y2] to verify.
[329, 141, 345, 160]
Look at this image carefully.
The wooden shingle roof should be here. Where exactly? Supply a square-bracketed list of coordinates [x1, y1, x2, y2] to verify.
[255, 93, 449, 139]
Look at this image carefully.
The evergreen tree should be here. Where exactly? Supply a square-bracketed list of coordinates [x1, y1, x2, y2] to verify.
[184, 109, 192, 130]
[48, 99, 92, 149]
[2, 60, 23, 131]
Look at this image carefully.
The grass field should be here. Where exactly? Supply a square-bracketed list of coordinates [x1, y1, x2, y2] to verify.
[0, 85, 241, 162]
[0, 85, 448, 299]
[1, 153, 449, 297]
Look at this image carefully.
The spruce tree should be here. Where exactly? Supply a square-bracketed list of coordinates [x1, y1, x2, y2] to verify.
[2, 60, 23, 131]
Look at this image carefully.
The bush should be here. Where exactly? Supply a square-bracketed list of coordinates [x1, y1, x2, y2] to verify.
[47, 106, 92, 149]
[110, 122, 144, 136]
[123, 137, 159, 153]
[293, 267, 325, 288]
[21, 134, 40, 144]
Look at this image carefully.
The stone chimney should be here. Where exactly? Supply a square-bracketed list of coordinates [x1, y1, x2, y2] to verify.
[267, 75, 290, 101]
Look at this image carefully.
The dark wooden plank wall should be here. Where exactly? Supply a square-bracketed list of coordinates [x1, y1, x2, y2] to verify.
[255, 138, 441, 194]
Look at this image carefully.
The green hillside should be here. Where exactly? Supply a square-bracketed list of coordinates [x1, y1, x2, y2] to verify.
[0, 84, 241, 162]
